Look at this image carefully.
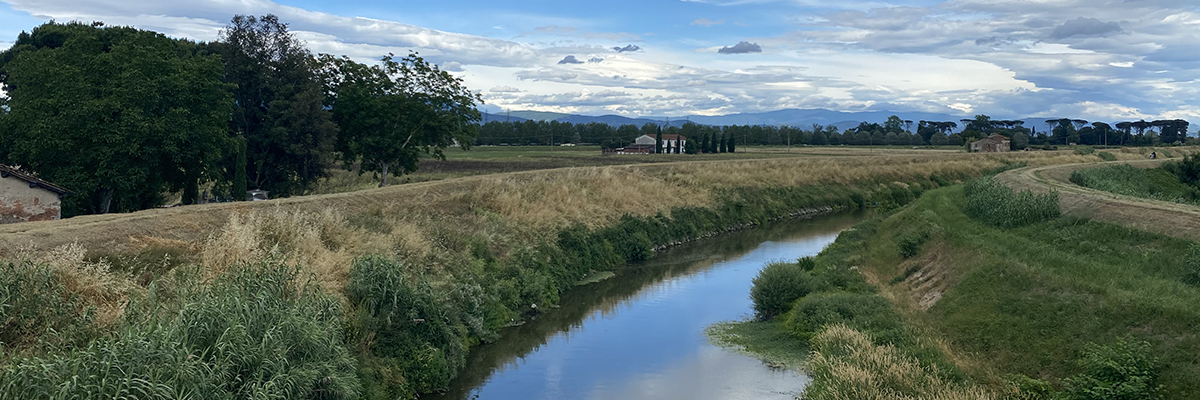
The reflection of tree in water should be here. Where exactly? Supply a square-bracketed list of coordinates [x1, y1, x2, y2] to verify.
[426, 212, 862, 400]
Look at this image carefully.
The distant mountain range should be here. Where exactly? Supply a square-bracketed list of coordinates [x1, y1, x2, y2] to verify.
[481, 108, 1172, 134]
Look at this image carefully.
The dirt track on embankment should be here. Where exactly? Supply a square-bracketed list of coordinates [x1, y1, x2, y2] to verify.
[996, 158, 1200, 241]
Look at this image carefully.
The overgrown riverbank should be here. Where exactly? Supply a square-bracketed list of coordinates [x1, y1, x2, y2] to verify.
[0, 152, 1094, 399]
[715, 179, 1200, 399]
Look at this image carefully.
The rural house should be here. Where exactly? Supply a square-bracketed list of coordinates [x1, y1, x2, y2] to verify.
[970, 134, 1011, 152]
[633, 134, 688, 154]
[0, 164, 72, 224]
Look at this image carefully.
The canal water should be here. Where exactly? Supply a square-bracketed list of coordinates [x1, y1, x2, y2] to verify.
[428, 212, 864, 400]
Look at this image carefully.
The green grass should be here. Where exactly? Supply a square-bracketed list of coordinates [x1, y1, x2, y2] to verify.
[713, 184, 1200, 399]
[705, 319, 809, 370]
[1070, 164, 1200, 205]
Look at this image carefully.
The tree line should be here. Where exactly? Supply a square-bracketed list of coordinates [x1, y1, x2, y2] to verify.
[479, 114, 1192, 150]
[0, 16, 480, 216]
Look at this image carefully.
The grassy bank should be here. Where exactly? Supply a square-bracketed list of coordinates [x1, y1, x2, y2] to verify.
[1070, 163, 1200, 205]
[717, 179, 1200, 399]
[0, 152, 1095, 399]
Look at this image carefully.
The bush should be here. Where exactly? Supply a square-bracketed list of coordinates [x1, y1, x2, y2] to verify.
[963, 177, 1060, 228]
[1097, 151, 1117, 162]
[1070, 164, 1200, 205]
[1075, 146, 1095, 155]
[1061, 337, 1164, 400]
[1, 260, 361, 400]
[1166, 153, 1200, 186]
[785, 292, 903, 344]
[896, 229, 931, 259]
[750, 261, 823, 320]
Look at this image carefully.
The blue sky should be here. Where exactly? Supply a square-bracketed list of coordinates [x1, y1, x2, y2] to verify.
[1, 0, 1198, 121]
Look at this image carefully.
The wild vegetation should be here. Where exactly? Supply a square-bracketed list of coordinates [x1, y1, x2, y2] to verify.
[1070, 154, 1200, 205]
[0, 151, 1099, 399]
[723, 177, 1200, 399]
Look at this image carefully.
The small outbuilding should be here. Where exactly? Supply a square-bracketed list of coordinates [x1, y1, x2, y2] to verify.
[970, 134, 1011, 153]
[0, 164, 72, 224]
[633, 134, 688, 154]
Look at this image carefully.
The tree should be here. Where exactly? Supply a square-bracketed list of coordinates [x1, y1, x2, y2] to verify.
[700, 132, 710, 154]
[655, 127, 662, 154]
[884, 115, 905, 134]
[322, 52, 481, 187]
[214, 14, 338, 197]
[0, 22, 233, 215]
[727, 134, 736, 153]
[718, 133, 727, 153]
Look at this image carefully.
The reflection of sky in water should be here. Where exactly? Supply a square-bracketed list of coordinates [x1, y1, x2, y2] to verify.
[467, 230, 842, 400]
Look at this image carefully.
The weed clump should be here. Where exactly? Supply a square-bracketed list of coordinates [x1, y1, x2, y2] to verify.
[1061, 337, 1164, 400]
[1071, 164, 1200, 205]
[963, 177, 1060, 228]
[0, 262, 93, 351]
[785, 292, 903, 344]
[1, 260, 361, 400]
[1097, 151, 1118, 161]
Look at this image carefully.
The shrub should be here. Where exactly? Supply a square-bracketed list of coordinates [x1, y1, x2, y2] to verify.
[963, 177, 1060, 228]
[896, 229, 931, 259]
[1167, 153, 1200, 186]
[785, 292, 903, 344]
[1075, 146, 1095, 155]
[1, 260, 362, 400]
[1097, 151, 1117, 162]
[1061, 337, 1164, 400]
[750, 261, 822, 319]
[1070, 164, 1200, 205]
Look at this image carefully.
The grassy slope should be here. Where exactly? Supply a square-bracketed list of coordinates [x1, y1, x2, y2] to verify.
[1070, 163, 1200, 205]
[2, 150, 1100, 399]
[720, 184, 1200, 398]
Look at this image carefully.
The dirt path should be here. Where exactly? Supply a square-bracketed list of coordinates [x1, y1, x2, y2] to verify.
[996, 159, 1200, 241]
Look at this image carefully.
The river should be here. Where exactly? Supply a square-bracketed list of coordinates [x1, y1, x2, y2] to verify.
[427, 212, 863, 400]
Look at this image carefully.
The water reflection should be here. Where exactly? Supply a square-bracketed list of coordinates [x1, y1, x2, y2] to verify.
[428, 212, 863, 400]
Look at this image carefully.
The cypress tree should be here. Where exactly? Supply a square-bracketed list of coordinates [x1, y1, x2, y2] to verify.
[655, 128, 662, 154]
[727, 135, 736, 153]
[700, 133, 709, 154]
[718, 133, 727, 153]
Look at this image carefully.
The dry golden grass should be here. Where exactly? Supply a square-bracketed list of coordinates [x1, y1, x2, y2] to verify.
[807, 324, 997, 400]
[0, 150, 1099, 308]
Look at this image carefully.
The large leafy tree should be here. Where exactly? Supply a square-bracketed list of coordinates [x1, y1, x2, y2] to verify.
[212, 14, 338, 197]
[0, 22, 232, 215]
[321, 52, 481, 186]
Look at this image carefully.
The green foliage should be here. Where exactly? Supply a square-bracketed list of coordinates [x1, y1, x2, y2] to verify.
[321, 52, 481, 187]
[1075, 146, 1095, 155]
[0, 262, 93, 352]
[785, 292, 904, 344]
[1163, 153, 1200, 187]
[896, 229, 930, 259]
[1183, 244, 1200, 286]
[750, 261, 823, 319]
[963, 177, 1060, 228]
[347, 255, 468, 398]
[0, 22, 233, 215]
[1007, 374, 1055, 400]
[1097, 151, 1118, 161]
[1061, 338, 1164, 400]
[1071, 164, 1200, 205]
[1, 261, 361, 400]
[215, 14, 338, 197]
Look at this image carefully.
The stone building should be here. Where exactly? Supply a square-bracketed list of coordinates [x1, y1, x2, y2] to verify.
[0, 164, 72, 224]
[970, 134, 1012, 152]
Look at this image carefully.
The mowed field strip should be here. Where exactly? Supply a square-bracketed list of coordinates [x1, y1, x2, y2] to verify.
[997, 156, 1200, 241]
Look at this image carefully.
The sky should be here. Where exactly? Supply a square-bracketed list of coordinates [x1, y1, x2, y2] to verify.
[1, 0, 1198, 121]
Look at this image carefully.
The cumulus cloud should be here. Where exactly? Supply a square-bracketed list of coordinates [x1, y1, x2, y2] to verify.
[718, 41, 762, 54]
[1051, 17, 1122, 39]
[441, 61, 463, 71]
[612, 44, 641, 52]
[691, 18, 723, 27]
[557, 55, 585, 64]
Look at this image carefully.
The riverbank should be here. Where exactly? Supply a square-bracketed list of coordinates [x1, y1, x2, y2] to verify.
[716, 182, 1200, 399]
[1, 151, 1095, 399]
